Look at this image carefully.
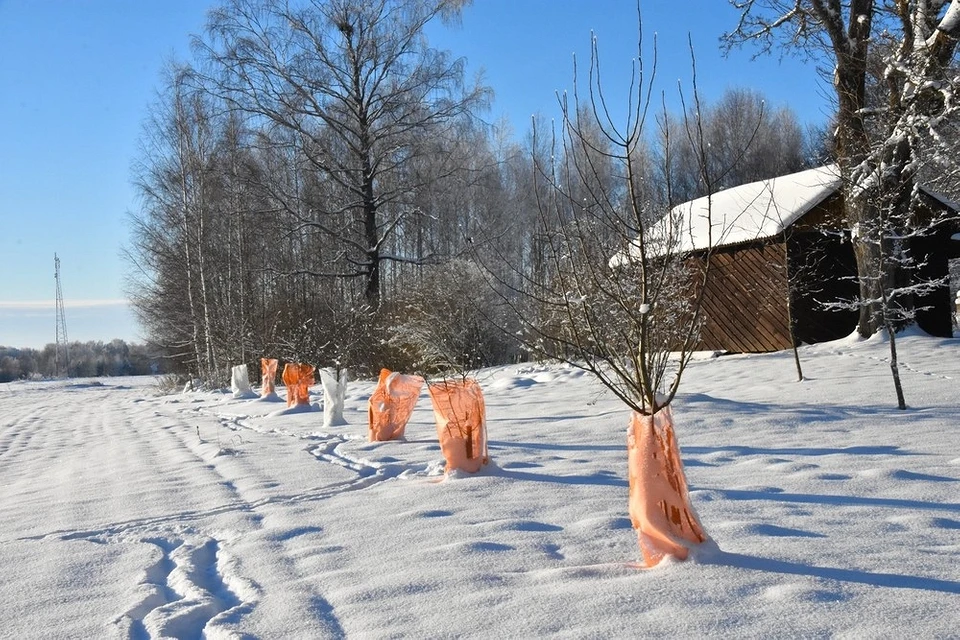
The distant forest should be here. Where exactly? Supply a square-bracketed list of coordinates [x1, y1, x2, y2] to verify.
[127, 0, 821, 386]
[0, 340, 170, 383]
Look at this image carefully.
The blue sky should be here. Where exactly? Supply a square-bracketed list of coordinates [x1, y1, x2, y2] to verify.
[0, 0, 832, 350]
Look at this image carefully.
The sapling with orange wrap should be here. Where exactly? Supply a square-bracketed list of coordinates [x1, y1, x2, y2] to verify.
[475, 12, 764, 565]
[385, 268, 495, 475]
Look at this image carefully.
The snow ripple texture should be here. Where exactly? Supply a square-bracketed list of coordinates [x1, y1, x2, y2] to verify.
[1, 339, 959, 638]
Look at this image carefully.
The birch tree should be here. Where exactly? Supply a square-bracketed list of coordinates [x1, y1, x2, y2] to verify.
[197, 0, 489, 310]
[129, 66, 222, 382]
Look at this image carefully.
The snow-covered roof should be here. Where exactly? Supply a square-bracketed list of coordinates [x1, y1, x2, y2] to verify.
[921, 188, 960, 213]
[659, 164, 841, 253]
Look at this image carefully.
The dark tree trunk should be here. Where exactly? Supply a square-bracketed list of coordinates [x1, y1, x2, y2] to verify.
[362, 157, 381, 310]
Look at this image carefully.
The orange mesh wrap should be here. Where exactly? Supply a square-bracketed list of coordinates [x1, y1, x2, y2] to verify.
[282, 362, 315, 406]
[261, 358, 278, 396]
[427, 379, 489, 473]
[298, 364, 315, 405]
[628, 407, 707, 566]
[368, 369, 425, 442]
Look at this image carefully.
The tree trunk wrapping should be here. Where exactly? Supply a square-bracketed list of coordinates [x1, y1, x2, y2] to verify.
[628, 407, 707, 566]
[368, 369, 424, 441]
[320, 367, 350, 428]
[260, 358, 278, 397]
[231, 364, 253, 398]
[282, 362, 314, 407]
[427, 379, 489, 473]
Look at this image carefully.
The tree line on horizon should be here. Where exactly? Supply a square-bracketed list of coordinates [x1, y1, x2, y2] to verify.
[0, 340, 168, 383]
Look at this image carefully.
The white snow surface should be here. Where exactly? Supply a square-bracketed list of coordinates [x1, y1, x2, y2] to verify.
[2, 333, 959, 638]
[662, 164, 841, 253]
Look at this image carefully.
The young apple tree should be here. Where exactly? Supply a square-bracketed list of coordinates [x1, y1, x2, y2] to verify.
[480, 21, 763, 564]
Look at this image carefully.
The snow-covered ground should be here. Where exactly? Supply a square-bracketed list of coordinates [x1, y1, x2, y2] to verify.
[1, 332, 958, 638]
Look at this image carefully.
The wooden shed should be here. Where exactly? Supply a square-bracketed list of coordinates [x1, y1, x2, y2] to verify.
[664, 165, 960, 353]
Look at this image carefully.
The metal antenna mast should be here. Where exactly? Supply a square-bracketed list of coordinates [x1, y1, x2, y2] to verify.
[54, 253, 69, 377]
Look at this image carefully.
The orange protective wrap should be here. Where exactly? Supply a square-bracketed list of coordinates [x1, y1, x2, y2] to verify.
[627, 407, 707, 566]
[282, 362, 315, 406]
[427, 379, 489, 473]
[368, 369, 425, 442]
[260, 358, 278, 396]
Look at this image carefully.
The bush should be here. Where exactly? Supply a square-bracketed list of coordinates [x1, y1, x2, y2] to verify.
[387, 259, 520, 376]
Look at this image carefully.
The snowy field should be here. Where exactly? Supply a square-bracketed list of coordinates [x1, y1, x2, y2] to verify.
[1, 332, 958, 639]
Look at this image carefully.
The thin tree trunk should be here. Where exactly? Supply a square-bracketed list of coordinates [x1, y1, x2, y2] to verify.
[362, 166, 381, 310]
[883, 311, 907, 410]
[177, 123, 205, 380]
[190, 98, 219, 383]
[236, 179, 247, 363]
[887, 327, 907, 409]
[196, 188, 218, 382]
[878, 219, 907, 410]
[782, 241, 803, 381]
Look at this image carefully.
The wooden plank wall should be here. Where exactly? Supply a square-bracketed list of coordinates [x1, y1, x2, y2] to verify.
[694, 242, 793, 353]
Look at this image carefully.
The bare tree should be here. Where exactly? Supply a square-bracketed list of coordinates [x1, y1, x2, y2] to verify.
[196, 0, 490, 310]
[127, 2, 502, 381]
[477, 25, 760, 418]
[129, 65, 223, 383]
[657, 87, 808, 203]
[829, 177, 958, 409]
[727, 1, 960, 408]
[469, 18, 788, 564]
[725, 0, 960, 338]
